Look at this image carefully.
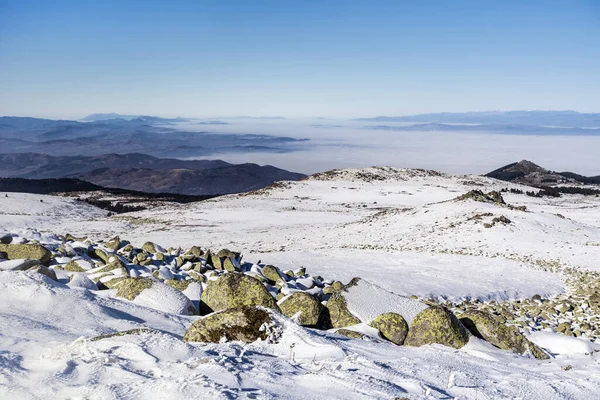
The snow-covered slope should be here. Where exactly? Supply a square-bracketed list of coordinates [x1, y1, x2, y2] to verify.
[2, 166, 600, 399]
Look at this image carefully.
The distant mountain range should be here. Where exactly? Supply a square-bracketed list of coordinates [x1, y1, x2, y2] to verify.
[356, 110, 600, 127]
[0, 152, 305, 196]
[0, 116, 307, 157]
[366, 123, 600, 136]
[80, 113, 188, 123]
[485, 160, 600, 186]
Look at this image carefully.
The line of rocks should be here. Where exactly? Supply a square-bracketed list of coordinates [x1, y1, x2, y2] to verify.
[0, 232, 549, 359]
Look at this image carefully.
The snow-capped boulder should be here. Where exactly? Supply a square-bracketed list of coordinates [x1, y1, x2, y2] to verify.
[459, 310, 549, 359]
[68, 273, 98, 290]
[29, 265, 57, 281]
[405, 306, 469, 349]
[278, 292, 323, 327]
[0, 243, 52, 265]
[200, 272, 279, 314]
[114, 277, 196, 315]
[183, 306, 279, 344]
[133, 281, 196, 315]
[369, 312, 409, 345]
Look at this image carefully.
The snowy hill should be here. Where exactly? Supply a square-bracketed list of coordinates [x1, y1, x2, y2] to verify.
[2, 166, 600, 399]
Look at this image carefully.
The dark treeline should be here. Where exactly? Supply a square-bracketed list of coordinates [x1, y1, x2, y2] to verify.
[501, 186, 600, 198]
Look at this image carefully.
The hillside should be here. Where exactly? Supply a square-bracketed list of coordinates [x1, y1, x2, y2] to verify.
[74, 164, 307, 195]
[2, 166, 600, 399]
[486, 160, 600, 186]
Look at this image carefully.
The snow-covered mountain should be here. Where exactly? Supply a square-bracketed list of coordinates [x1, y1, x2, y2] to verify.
[1, 166, 600, 399]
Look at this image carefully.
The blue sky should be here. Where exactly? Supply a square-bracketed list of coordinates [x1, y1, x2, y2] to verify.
[0, 0, 599, 119]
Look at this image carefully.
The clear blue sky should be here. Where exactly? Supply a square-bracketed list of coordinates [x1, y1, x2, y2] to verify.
[1, 0, 599, 119]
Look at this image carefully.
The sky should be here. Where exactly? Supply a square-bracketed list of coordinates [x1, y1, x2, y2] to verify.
[0, 0, 599, 119]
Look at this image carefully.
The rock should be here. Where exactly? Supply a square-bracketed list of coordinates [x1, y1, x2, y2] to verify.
[332, 281, 344, 291]
[68, 273, 98, 290]
[28, 265, 57, 281]
[369, 312, 409, 345]
[183, 306, 279, 343]
[324, 292, 361, 329]
[0, 259, 40, 271]
[165, 279, 191, 292]
[0, 234, 13, 244]
[200, 272, 279, 314]
[404, 306, 469, 349]
[64, 260, 87, 272]
[0, 243, 52, 265]
[278, 292, 323, 327]
[105, 236, 125, 251]
[142, 241, 161, 254]
[459, 310, 549, 359]
[133, 281, 196, 315]
[0, 251, 7, 259]
[115, 277, 154, 301]
[335, 328, 366, 339]
[261, 265, 283, 283]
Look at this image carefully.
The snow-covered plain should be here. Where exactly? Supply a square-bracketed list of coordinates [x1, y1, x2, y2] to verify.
[2, 167, 600, 399]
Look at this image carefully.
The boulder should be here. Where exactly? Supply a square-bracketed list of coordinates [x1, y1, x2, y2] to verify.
[115, 277, 154, 301]
[0, 243, 52, 265]
[142, 241, 162, 254]
[105, 236, 124, 251]
[68, 273, 98, 290]
[28, 265, 57, 281]
[404, 306, 469, 349]
[261, 264, 283, 283]
[324, 292, 361, 329]
[183, 306, 279, 343]
[278, 292, 323, 327]
[0, 234, 13, 244]
[369, 312, 409, 345]
[200, 272, 279, 314]
[459, 310, 549, 359]
[64, 260, 87, 272]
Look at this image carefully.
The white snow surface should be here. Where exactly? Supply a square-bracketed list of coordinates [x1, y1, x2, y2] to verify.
[132, 282, 195, 316]
[343, 279, 429, 324]
[2, 166, 600, 398]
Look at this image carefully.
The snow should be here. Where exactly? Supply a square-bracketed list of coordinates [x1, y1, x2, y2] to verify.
[343, 279, 429, 324]
[132, 282, 195, 316]
[528, 331, 594, 355]
[2, 271, 600, 399]
[2, 167, 600, 398]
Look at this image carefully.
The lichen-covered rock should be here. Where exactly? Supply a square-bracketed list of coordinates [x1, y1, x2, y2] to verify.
[200, 273, 279, 314]
[261, 264, 283, 283]
[92, 248, 110, 263]
[115, 277, 154, 301]
[324, 293, 361, 329]
[335, 328, 366, 339]
[459, 310, 549, 359]
[28, 265, 57, 281]
[0, 243, 52, 264]
[165, 279, 191, 292]
[369, 312, 409, 345]
[105, 236, 126, 251]
[64, 260, 87, 272]
[404, 306, 469, 349]
[183, 306, 279, 343]
[278, 292, 323, 327]
[142, 241, 161, 254]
